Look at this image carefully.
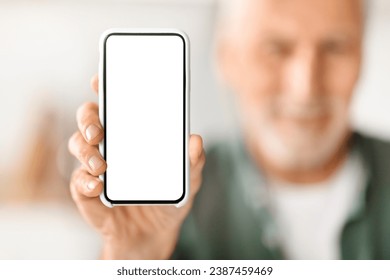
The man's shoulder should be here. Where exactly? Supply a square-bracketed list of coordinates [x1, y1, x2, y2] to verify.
[355, 132, 390, 173]
[194, 138, 238, 203]
[191, 137, 249, 224]
[202, 137, 245, 172]
[199, 137, 251, 194]
[353, 133, 390, 258]
[353, 132, 390, 214]
[356, 132, 390, 153]
[192, 137, 258, 225]
[203, 139, 236, 164]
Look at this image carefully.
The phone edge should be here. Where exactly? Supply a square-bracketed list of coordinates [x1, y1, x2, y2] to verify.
[98, 28, 190, 208]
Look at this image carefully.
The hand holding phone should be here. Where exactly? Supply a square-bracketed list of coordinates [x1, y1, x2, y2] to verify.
[68, 29, 206, 259]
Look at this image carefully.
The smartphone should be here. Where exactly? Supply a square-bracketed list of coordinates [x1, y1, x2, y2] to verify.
[98, 28, 190, 207]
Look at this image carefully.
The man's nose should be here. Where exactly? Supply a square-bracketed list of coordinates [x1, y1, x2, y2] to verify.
[284, 48, 321, 104]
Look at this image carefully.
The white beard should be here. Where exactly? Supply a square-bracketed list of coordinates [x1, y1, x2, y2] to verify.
[240, 98, 351, 171]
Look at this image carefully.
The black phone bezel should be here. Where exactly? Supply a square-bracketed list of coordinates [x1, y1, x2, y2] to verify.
[102, 32, 187, 205]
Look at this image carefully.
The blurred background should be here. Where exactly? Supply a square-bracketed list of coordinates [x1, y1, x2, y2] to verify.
[0, 0, 389, 259]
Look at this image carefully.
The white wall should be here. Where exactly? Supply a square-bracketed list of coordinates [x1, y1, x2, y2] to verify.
[351, 0, 390, 139]
[0, 0, 221, 172]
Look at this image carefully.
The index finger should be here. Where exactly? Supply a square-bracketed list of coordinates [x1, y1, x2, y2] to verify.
[76, 102, 103, 145]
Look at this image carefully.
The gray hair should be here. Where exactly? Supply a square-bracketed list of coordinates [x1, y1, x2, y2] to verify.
[216, 0, 368, 35]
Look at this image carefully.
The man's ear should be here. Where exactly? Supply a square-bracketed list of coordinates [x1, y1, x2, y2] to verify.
[215, 35, 240, 92]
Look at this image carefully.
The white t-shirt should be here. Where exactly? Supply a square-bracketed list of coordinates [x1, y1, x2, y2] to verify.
[266, 151, 366, 260]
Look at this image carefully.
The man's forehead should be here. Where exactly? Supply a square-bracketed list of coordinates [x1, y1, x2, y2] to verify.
[217, 0, 364, 36]
[218, 0, 364, 24]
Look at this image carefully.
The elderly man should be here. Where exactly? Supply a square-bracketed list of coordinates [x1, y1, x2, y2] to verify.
[68, 0, 390, 259]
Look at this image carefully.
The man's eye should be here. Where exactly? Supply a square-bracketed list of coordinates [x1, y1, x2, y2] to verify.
[322, 41, 349, 55]
[265, 43, 291, 57]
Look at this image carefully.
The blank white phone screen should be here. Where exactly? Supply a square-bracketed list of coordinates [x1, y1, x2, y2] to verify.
[104, 34, 185, 202]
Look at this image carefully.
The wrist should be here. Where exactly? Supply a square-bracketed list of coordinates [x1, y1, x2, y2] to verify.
[100, 228, 180, 260]
[100, 240, 133, 260]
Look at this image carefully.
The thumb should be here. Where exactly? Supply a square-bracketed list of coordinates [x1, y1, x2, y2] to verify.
[188, 134, 206, 200]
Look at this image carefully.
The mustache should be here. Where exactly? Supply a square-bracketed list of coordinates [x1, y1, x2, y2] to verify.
[270, 98, 344, 119]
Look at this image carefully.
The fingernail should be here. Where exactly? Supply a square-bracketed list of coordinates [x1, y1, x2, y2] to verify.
[87, 180, 99, 191]
[88, 155, 104, 170]
[86, 124, 100, 141]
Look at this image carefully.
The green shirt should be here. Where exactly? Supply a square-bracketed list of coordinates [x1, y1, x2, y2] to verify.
[173, 133, 390, 259]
